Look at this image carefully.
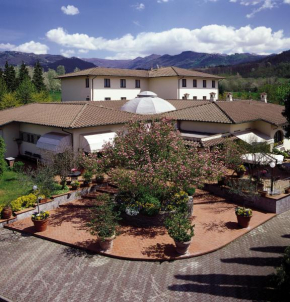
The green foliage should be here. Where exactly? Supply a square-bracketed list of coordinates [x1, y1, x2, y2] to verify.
[185, 187, 195, 196]
[10, 193, 37, 211]
[139, 194, 161, 216]
[15, 77, 36, 104]
[56, 65, 66, 76]
[18, 62, 30, 84]
[87, 194, 121, 241]
[283, 92, 290, 138]
[83, 170, 93, 182]
[32, 60, 46, 92]
[13, 161, 25, 172]
[272, 246, 290, 300]
[4, 61, 17, 92]
[0, 137, 6, 177]
[45, 69, 61, 92]
[164, 212, 194, 242]
[31, 210, 49, 221]
[0, 92, 19, 110]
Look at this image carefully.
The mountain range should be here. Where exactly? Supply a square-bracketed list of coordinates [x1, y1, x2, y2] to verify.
[0, 50, 269, 73]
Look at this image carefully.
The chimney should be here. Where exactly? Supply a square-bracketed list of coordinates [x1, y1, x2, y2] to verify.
[261, 92, 267, 103]
[226, 92, 233, 102]
[210, 92, 216, 102]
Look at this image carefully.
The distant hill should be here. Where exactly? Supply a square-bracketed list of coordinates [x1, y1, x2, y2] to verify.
[83, 52, 266, 69]
[0, 51, 95, 72]
[200, 50, 290, 78]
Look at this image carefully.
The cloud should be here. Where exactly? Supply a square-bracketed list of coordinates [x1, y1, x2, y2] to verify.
[61, 5, 79, 15]
[157, 0, 169, 3]
[46, 25, 290, 59]
[11, 41, 49, 54]
[284, 0, 290, 4]
[0, 43, 15, 50]
[132, 3, 145, 10]
[60, 49, 75, 57]
[78, 49, 89, 54]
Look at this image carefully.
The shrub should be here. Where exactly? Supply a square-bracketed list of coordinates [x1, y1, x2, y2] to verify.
[140, 194, 161, 216]
[10, 193, 37, 211]
[185, 187, 195, 196]
[13, 161, 25, 172]
[0, 137, 7, 177]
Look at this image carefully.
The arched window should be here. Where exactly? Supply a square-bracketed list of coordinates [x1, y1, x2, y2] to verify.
[274, 130, 283, 144]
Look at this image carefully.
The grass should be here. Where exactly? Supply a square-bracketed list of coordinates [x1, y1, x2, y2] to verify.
[0, 169, 32, 206]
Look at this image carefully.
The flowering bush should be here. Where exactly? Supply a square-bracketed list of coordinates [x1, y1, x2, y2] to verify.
[236, 165, 246, 173]
[31, 211, 49, 221]
[235, 207, 253, 217]
[11, 194, 37, 212]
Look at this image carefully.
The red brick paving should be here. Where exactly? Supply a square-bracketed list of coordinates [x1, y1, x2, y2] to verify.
[6, 189, 275, 260]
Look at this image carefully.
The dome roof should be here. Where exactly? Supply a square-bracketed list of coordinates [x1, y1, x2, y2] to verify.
[120, 91, 176, 115]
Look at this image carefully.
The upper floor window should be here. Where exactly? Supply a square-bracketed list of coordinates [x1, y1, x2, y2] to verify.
[193, 96, 197, 100]
[182, 79, 187, 87]
[20, 132, 40, 145]
[135, 79, 140, 88]
[121, 97, 127, 100]
[203, 80, 207, 88]
[120, 79, 126, 88]
[212, 80, 216, 88]
[104, 97, 111, 101]
[104, 79, 110, 88]
[203, 96, 207, 100]
[85, 78, 89, 88]
[193, 79, 197, 87]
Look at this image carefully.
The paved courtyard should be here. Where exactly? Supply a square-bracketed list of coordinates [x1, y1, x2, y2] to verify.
[0, 210, 289, 302]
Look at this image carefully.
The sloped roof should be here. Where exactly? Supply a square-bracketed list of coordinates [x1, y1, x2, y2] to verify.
[57, 66, 223, 79]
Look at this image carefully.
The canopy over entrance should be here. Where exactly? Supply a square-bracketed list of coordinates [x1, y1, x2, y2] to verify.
[36, 132, 71, 153]
[234, 130, 274, 145]
[80, 132, 116, 153]
[241, 153, 284, 165]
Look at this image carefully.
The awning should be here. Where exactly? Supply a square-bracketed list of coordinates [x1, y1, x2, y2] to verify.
[36, 132, 71, 153]
[234, 130, 274, 145]
[241, 153, 284, 165]
[80, 132, 116, 153]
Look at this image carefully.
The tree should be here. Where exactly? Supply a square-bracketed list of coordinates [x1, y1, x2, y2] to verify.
[56, 65, 66, 76]
[74, 67, 80, 72]
[18, 61, 30, 85]
[0, 137, 6, 177]
[45, 69, 61, 92]
[16, 77, 36, 104]
[0, 92, 19, 110]
[283, 92, 290, 138]
[32, 61, 46, 92]
[0, 77, 7, 100]
[4, 61, 16, 92]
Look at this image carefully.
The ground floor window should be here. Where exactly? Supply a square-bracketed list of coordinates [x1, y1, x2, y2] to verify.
[274, 130, 284, 145]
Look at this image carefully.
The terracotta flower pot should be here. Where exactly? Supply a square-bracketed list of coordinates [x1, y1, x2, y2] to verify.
[236, 215, 251, 228]
[174, 240, 191, 255]
[32, 218, 49, 232]
[99, 234, 116, 251]
[285, 188, 290, 194]
[1, 206, 12, 219]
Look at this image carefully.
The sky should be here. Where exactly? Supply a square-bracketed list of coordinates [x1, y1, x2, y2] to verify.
[0, 0, 290, 60]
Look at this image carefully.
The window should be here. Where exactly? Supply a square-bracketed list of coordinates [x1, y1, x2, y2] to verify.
[193, 79, 197, 87]
[182, 79, 187, 87]
[203, 80, 207, 88]
[193, 96, 197, 100]
[135, 79, 140, 88]
[85, 78, 89, 88]
[274, 130, 284, 144]
[121, 97, 126, 100]
[120, 79, 126, 88]
[203, 96, 207, 100]
[20, 132, 40, 145]
[104, 79, 110, 88]
[104, 97, 111, 100]
[212, 80, 216, 88]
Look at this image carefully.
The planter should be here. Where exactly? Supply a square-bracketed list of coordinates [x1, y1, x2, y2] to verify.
[236, 215, 251, 228]
[1, 206, 12, 219]
[285, 187, 290, 194]
[32, 218, 49, 232]
[174, 240, 191, 255]
[259, 190, 267, 197]
[99, 234, 116, 251]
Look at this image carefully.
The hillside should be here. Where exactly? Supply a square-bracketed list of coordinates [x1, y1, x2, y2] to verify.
[201, 50, 290, 78]
[0, 51, 95, 72]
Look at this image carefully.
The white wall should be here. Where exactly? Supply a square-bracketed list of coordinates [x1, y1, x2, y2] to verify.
[61, 77, 91, 102]
[92, 77, 148, 101]
[148, 77, 178, 99]
[178, 78, 219, 100]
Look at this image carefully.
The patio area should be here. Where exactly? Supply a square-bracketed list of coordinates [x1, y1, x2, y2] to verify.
[5, 189, 275, 261]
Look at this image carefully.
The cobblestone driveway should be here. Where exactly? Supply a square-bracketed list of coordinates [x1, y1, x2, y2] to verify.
[1, 210, 290, 302]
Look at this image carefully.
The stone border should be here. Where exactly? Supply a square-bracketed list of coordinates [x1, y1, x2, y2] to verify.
[204, 183, 290, 214]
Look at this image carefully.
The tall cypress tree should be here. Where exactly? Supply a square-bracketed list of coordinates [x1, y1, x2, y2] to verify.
[32, 60, 46, 92]
[0, 68, 3, 81]
[4, 61, 16, 92]
[283, 92, 290, 138]
[18, 61, 30, 84]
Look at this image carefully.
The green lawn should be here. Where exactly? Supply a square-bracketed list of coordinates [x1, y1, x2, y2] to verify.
[0, 170, 32, 207]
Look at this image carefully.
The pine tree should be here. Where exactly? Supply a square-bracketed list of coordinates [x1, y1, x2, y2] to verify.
[16, 77, 36, 105]
[18, 61, 30, 84]
[4, 61, 16, 92]
[0, 68, 3, 81]
[283, 92, 290, 138]
[32, 61, 46, 92]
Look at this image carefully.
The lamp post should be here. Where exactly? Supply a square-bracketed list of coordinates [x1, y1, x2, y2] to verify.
[269, 161, 276, 195]
[33, 185, 40, 214]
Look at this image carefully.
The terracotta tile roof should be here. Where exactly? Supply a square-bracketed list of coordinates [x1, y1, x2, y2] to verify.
[216, 100, 287, 126]
[201, 135, 237, 148]
[0, 102, 136, 129]
[57, 66, 223, 79]
[166, 102, 232, 124]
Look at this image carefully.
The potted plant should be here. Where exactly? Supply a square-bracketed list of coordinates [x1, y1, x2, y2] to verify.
[235, 207, 253, 228]
[0, 201, 12, 220]
[83, 170, 93, 186]
[95, 173, 105, 184]
[31, 211, 50, 232]
[87, 194, 121, 251]
[235, 164, 246, 178]
[164, 211, 195, 255]
[71, 180, 80, 190]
